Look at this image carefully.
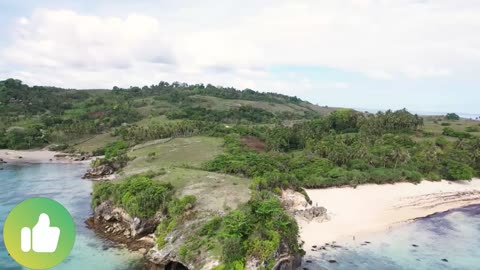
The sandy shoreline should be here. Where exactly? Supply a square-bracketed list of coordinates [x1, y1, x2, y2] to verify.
[0, 149, 89, 164]
[298, 179, 480, 254]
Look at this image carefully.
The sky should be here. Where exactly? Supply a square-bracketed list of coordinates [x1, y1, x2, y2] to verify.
[0, 0, 479, 114]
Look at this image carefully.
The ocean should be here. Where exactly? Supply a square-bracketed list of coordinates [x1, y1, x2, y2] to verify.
[301, 204, 480, 270]
[0, 163, 142, 270]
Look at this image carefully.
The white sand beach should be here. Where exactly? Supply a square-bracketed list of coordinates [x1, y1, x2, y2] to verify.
[0, 149, 88, 164]
[298, 179, 480, 252]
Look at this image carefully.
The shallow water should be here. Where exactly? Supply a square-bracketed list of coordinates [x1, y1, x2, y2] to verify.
[302, 204, 480, 270]
[0, 163, 143, 270]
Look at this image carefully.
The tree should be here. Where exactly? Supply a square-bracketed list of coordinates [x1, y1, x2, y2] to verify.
[445, 113, 460, 121]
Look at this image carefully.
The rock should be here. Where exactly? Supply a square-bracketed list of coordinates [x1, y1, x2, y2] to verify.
[138, 248, 147, 255]
[293, 206, 328, 222]
[83, 164, 115, 179]
[18, 156, 23, 159]
[245, 257, 262, 269]
[442, 259, 449, 262]
[282, 189, 309, 210]
[412, 244, 418, 247]
[312, 245, 317, 249]
[328, 260, 337, 264]
[306, 260, 312, 263]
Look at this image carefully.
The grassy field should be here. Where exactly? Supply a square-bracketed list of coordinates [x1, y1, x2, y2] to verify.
[161, 167, 250, 213]
[72, 133, 118, 153]
[423, 116, 480, 137]
[134, 115, 178, 127]
[125, 136, 224, 175]
[122, 136, 250, 213]
[135, 98, 176, 117]
[187, 95, 336, 116]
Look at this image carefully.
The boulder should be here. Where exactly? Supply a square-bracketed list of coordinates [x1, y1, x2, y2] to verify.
[293, 206, 328, 222]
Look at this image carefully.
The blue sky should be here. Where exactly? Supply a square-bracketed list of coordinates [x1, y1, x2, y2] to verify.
[0, 0, 479, 114]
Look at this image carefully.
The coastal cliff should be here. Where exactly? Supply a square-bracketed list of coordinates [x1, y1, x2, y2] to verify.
[89, 185, 308, 270]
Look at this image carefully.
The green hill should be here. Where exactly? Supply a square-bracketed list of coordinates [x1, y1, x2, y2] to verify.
[0, 78, 334, 150]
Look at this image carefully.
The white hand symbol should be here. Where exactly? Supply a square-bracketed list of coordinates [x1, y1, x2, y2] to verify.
[21, 213, 60, 253]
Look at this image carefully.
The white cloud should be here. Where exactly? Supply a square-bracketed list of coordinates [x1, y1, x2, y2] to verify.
[1, 0, 480, 93]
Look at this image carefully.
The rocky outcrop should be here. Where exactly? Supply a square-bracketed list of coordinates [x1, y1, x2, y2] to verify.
[146, 215, 208, 270]
[245, 241, 303, 270]
[293, 206, 328, 222]
[282, 189, 328, 222]
[86, 201, 158, 252]
[83, 164, 115, 179]
[272, 253, 302, 270]
[281, 189, 309, 211]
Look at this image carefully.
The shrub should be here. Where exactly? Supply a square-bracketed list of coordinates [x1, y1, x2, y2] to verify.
[402, 170, 423, 183]
[367, 168, 403, 184]
[445, 113, 460, 121]
[246, 233, 280, 261]
[442, 127, 473, 139]
[445, 160, 475, 180]
[92, 147, 105, 156]
[147, 151, 156, 161]
[465, 126, 480, 132]
[222, 210, 251, 238]
[425, 172, 442, 181]
[156, 218, 177, 248]
[435, 137, 449, 148]
[103, 140, 129, 159]
[92, 182, 114, 207]
[48, 143, 69, 151]
[200, 216, 222, 237]
[167, 195, 197, 217]
[92, 176, 173, 218]
[445, 113, 460, 120]
[222, 236, 245, 263]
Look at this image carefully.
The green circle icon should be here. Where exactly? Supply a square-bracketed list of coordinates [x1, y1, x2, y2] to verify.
[3, 198, 76, 269]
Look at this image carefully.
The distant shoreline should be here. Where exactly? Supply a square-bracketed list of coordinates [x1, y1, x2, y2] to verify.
[0, 149, 90, 164]
[297, 179, 480, 253]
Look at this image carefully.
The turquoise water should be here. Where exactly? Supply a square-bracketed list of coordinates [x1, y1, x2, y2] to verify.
[0, 163, 142, 270]
[302, 205, 480, 270]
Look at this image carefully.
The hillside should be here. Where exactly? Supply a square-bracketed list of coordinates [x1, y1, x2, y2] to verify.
[0, 78, 334, 150]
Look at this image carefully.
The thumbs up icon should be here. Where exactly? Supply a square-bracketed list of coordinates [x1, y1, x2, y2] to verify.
[21, 213, 60, 253]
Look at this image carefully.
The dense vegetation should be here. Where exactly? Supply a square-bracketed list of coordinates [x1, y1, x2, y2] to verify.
[178, 190, 299, 269]
[92, 175, 174, 219]
[0, 79, 314, 149]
